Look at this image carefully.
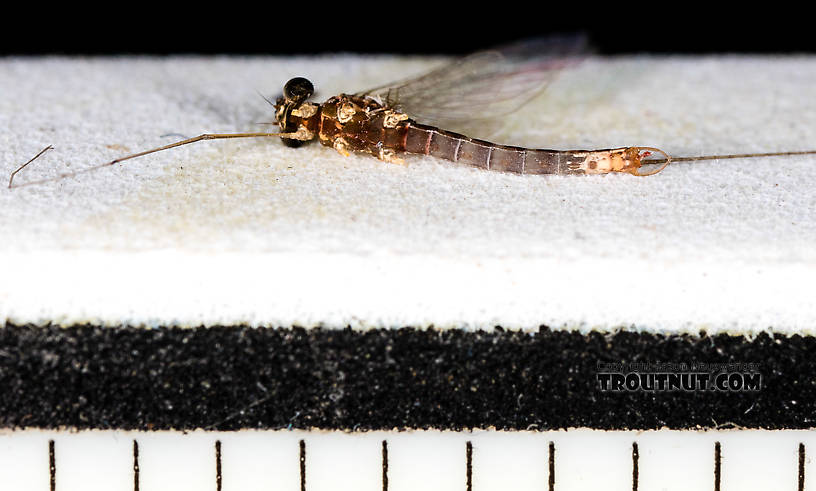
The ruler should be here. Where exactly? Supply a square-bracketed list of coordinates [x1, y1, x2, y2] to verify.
[0, 429, 812, 491]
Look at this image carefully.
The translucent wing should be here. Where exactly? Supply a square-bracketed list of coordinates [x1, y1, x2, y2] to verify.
[355, 36, 589, 135]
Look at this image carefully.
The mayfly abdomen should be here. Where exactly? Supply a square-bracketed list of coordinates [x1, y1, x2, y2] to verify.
[312, 95, 665, 176]
[403, 123, 569, 175]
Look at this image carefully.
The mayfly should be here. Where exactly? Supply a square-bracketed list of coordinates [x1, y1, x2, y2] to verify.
[8, 38, 816, 188]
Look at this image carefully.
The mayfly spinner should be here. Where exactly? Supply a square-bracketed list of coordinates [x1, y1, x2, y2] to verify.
[8, 38, 816, 188]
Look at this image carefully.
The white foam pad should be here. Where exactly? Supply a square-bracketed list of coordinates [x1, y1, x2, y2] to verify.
[1, 56, 814, 333]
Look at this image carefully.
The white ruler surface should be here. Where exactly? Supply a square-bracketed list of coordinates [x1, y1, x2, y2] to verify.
[0, 429, 812, 491]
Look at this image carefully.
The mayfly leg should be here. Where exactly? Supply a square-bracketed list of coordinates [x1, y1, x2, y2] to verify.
[7, 132, 283, 189]
[8, 145, 54, 188]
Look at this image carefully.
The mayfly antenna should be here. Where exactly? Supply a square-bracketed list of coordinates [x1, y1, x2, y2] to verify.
[8, 132, 281, 189]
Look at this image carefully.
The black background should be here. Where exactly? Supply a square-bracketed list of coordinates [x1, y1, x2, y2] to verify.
[2, 325, 807, 431]
[2, 3, 814, 55]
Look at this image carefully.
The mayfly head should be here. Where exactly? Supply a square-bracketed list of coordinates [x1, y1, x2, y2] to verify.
[275, 77, 319, 148]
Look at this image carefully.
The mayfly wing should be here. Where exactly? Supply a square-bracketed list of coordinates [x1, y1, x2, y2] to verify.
[355, 35, 589, 136]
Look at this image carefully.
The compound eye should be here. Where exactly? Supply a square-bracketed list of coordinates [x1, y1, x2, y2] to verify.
[283, 77, 314, 103]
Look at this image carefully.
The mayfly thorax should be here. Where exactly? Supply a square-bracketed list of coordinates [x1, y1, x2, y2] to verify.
[8, 38, 816, 188]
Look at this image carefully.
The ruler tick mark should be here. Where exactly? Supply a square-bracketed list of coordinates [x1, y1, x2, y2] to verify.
[49, 439, 55, 491]
[133, 440, 140, 491]
[300, 439, 306, 491]
[632, 442, 639, 491]
[466, 441, 473, 491]
[714, 441, 721, 491]
[799, 443, 805, 491]
[382, 440, 389, 491]
[548, 441, 555, 491]
[215, 440, 222, 491]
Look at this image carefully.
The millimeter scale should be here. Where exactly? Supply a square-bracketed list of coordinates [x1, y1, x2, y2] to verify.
[0, 430, 813, 491]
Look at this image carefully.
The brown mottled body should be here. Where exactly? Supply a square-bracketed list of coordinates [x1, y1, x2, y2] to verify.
[284, 94, 656, 176]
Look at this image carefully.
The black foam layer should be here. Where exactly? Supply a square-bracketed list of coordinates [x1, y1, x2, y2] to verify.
[0, 325, 812, 430]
